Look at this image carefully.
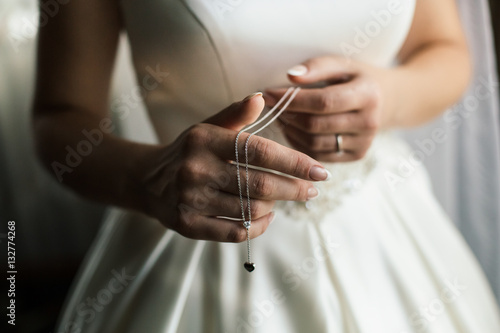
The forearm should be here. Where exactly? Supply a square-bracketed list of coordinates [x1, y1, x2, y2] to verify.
[33, 109, 160, 213]
[384, 40, 471, 128]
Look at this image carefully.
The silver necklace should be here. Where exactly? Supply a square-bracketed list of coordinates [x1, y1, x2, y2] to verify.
[235, 87, 301, 272]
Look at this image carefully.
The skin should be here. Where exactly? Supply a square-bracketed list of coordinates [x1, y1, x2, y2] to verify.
[265, 0, 470, 162]
[33, 0, 470, 242]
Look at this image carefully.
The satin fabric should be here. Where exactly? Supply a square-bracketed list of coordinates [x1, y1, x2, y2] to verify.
[56, 1, 500, 332]
[400, 0, 500, 304]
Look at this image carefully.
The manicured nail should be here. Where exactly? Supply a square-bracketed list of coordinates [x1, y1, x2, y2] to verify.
[243, 92, 263, 102]
[309, 166, 329, 181]
[269, 211, 276, 224]
[325, 169, 332, 181]
[287, 65, 308, 76]
[307, 187, 319, 200]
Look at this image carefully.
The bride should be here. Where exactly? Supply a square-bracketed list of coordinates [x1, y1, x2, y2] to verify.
[34, 0, 500, 332]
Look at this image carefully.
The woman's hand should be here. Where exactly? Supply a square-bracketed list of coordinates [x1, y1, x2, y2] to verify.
[140, 93, 329, 242]
[264, 0, 470, 163]
[264, 56, 395, 163]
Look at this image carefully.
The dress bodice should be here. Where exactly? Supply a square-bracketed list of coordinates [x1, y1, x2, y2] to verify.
[121, 0, 416, 143]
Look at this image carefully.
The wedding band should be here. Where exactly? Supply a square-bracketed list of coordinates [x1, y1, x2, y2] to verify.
[335, 134, 344, 154]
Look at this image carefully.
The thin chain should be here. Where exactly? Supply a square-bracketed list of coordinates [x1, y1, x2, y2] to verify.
[246, 229, 251, 262]
[244, 133, 254, 263]
[235, 87, 301, 270]
[245, 133, 253, 223]
[234, 87, 295, 223]
[235, 131, 246, 223]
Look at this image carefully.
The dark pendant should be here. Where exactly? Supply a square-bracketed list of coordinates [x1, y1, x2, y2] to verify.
[244, 262, 255, 272]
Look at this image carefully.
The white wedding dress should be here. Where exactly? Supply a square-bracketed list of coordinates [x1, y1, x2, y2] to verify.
[56, 1, 500, 332]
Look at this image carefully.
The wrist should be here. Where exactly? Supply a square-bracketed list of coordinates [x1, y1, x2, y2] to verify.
[121, 141, 168, 217]
[128, 142, 175, 220]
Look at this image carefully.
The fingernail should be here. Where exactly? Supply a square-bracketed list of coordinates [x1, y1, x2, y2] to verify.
[325, 169, 332, 181]
[243, 92, 263, 102]
[309, 166, 329, 181]
[287, 65, 308, 76]
[269, 211, 276, 224]
[307, 187, 319, 200]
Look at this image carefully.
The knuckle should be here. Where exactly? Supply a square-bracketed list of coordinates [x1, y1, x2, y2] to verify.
[317, 93, 335, 112]
[290, 153, 309, 177]
[250, 138, 273, 164]
[295, 182, 310, 201]
[226, 227, 247, 243]
[251, 173, 274, 198]
[178, 158, 205, 183]
[184, 124, 210, 148]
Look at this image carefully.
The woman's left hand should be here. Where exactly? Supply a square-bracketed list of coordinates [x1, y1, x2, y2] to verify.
[265, 55, 395, 162]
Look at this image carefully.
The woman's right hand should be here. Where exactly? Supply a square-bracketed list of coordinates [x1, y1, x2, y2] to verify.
[140, 93, 330, 242]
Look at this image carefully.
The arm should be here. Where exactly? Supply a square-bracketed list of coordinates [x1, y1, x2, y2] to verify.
[33, 0, 151, 211]
[389, 0, 471, 127]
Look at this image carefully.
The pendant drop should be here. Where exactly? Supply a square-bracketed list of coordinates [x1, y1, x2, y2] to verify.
[244, 262, 256, 272]
[243, 225, 254, 272]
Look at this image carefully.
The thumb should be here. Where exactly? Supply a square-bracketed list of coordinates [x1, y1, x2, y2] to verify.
[203, 92, 265, 131]
[286, 56, 356, 85]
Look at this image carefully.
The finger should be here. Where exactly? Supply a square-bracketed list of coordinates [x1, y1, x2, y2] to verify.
[198, 191, 275, 220]
[279, 111, 361, 135]
[283, 132, 366, 163]
[207, 126, 330, 181]
[212, 160, 319, 202]
[203, 92, 265, 131]
[286, 56, 358, 85]
[177, 211, 274, 242]
[282, 125, 371, 153]
[265, 78, 368, 115]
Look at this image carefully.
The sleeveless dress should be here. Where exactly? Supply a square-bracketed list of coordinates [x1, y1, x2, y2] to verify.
[56, 1, 500, 332]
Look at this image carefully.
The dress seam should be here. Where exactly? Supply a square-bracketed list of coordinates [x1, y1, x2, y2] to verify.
[179, 0, 234, 102]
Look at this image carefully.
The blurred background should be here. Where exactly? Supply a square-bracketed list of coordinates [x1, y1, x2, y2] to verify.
[0, 0, 499, 332]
